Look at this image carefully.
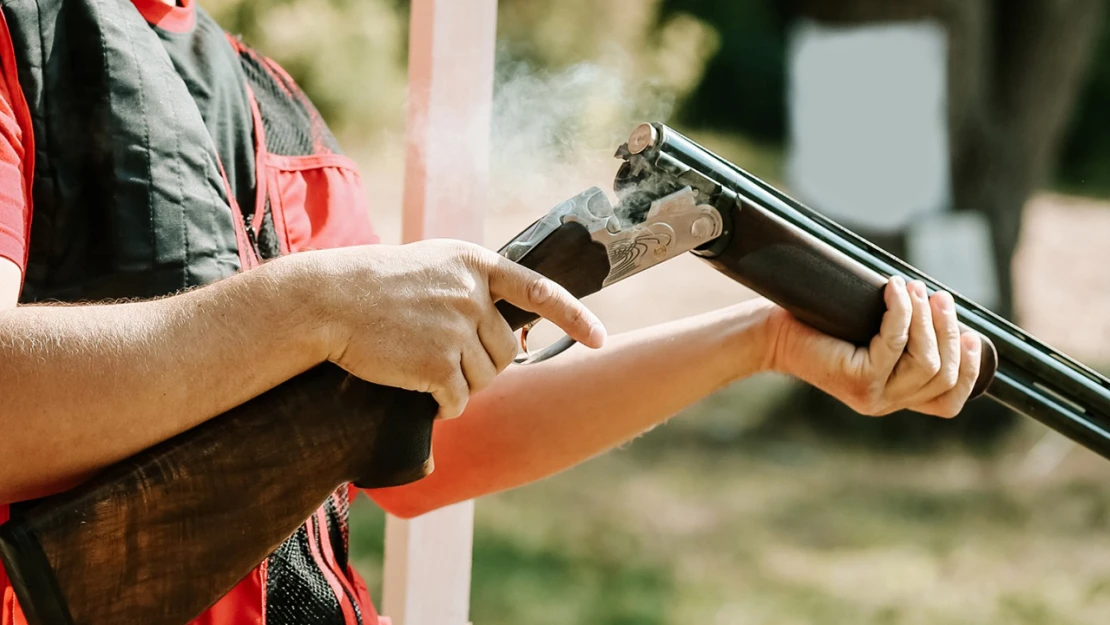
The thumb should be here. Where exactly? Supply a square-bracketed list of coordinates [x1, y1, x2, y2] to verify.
[772, 307, 863, 383]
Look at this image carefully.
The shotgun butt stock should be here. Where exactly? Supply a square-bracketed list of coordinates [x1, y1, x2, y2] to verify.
[1, 364, 436, 625]
[0, 221, 612, 625]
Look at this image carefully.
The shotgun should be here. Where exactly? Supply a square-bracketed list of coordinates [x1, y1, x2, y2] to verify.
[4, 122, 1109, 625]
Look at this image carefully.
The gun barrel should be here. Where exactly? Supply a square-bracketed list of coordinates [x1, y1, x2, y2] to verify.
[643, 123, 1110, 459]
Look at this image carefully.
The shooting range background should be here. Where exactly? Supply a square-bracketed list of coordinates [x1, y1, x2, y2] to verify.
[205, 1, 1110, 623]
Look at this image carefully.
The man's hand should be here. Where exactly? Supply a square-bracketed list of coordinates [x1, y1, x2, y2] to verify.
[297, 240, 606, 419]
[766, 276, 982, 418]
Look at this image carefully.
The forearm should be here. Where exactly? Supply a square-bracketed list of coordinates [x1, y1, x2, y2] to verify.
[0, 256, 327, 503]
[371, 298, 776, 518]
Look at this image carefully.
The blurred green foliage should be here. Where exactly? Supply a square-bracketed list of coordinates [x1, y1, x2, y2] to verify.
[662, 0, 1110, 197]
[204, 0, 411, 141]
[202, 0, 1110, 194]
[349, 485, 675, 625]
[658, 0, 787, 143]
[1058, 13, 1110, 196]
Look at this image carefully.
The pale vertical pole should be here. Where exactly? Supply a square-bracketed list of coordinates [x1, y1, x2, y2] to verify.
[381, 1, 497, 625]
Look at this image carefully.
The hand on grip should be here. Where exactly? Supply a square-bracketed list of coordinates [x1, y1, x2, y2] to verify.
[312, 240, 605, 420]
[768, 277, 985, 418]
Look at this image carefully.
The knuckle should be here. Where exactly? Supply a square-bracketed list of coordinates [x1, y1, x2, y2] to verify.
[921, 354, 942, 378]
[472, 369, 496, 393]
[444, 319, 470, 343]
[886, 331, 909, 352]
[853, 399, 882, 417]
[964, 340, 983, 378]
[432, 352, 462, 382]
[447, 374, 470, 401]
[966, 358, 982, 383]
[496, 333, 519, 370]
[941, 364, 960, 390]
[451, 240, 485, 266]
[568, 302, 590, 331]
[440, 392, 469, 419]
[848, 380, 883, 415]
[457, 267, 480, 292]
[527, 276, 555, 306]
[455, 287, 481, 316]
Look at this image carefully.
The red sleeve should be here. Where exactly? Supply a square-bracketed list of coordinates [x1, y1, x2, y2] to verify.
[0, 11, 32, 274]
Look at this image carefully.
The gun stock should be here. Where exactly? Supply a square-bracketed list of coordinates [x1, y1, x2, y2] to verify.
[0, 220, 613, 625]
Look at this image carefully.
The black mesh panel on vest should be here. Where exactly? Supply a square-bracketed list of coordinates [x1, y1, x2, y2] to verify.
[257, 198, 283, 260]
[265, 525, 346, 625]
[324, 489, 363, 624]
[234, 44, 342, 157]
[323, 490, 350, 574]
[230, 34, 364, 624]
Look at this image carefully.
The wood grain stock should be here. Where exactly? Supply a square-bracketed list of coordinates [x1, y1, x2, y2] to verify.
[0, 221, 612, 625]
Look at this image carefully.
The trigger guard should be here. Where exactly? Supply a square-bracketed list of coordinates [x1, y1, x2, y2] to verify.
[513, 334, 578, 366]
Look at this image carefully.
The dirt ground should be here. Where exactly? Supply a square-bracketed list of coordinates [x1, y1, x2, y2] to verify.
[1014, 194, 1110, 365]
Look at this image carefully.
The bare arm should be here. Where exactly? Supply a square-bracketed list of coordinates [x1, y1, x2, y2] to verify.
[371, 279, 983, 518]
[0, 241, 600, 505]
[0, 255, 327, 502]
[370, 300, 773, 518]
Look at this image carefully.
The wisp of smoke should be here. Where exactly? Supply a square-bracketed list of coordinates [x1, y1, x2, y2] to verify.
[488, 56, 676, 215]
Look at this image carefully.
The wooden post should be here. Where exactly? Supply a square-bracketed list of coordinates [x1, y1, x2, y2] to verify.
[382, 1, 497, 624]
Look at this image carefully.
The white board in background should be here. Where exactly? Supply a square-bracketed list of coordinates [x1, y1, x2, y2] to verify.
[907, 211, 1000, 310]
[787, 19, 950, 233]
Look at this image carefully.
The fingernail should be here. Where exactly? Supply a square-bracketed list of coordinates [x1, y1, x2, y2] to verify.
[910, 281, 925, 298]
[588, 322, 607, 348]
[937, 291, 954, 310]
[892, 276, 905, 289]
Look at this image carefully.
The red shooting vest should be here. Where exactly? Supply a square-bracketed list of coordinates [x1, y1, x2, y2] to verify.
[0, 0, 384, 623]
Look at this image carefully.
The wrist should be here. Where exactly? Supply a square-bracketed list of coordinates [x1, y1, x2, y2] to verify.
[716, 297, 781, 383]
[258, 252, 338, 366]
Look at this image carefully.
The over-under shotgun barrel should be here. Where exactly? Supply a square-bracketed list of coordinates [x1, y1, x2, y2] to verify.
[631, 122, 1110, 458]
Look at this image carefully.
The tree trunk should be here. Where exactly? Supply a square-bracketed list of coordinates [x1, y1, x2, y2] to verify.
[950, 0, 1105, 320]
[791, 0, 1105, 320]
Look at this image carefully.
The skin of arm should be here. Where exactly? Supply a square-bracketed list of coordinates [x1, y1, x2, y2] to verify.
[370, 277, 982, 519]
[0, 255, 330, 502]
[369, 299, 777, 518]
[2, 240, 976, 515]
[0, 241, 600, 505]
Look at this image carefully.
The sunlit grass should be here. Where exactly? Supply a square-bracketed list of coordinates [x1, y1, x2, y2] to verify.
[349, 381, 1110, 625]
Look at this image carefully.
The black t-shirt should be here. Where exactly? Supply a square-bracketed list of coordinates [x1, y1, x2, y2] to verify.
[151, 11, 257, 217]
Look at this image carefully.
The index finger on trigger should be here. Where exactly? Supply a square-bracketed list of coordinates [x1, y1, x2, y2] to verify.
[487, 256, 606, 349]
